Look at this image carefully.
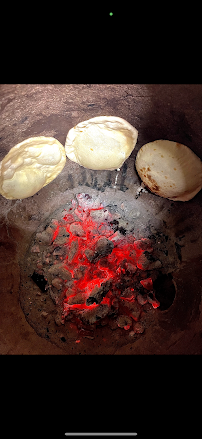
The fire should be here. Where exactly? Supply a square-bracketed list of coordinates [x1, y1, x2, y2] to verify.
[48, 195, 160, 327]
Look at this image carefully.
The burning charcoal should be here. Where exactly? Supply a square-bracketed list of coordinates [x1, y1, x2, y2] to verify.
[36, 262, 43, 270]
[147, 292, 160, 309]
[117, 315, 132, 329]
[44, 225, 54, 233]
[137, 253, 162, 270]
[53, 236, 69, 245]
[31, 271, 47, 292]
[121, 287, 136, 300]
[133, 322, 145, 333]
[51, 277, 63, 290]
[108, 317, 119, 330]
[54, 311, 64, 326]
[98, 224, 114, 236]
[93, 237, 114, 260]
[69, 222, 85, 237]
[63, 213, 78, 223]
[49, 287, 59, 304]
[125, 262, 137, 273]
[140, 277, 153, 290]
[65, 287, 75, 299]
[135, 238, 153, 252]
[121, 300, 141, 321]
[48, 263, 62, 275]
[110, 219, 119, 232]
[67, 293, 86, 305]
[42, 251, 54, 265]
[36, 230, 53, 245]
[31, 245, 40, 253]
[112, 297, 119, 308]
[48, 262, 72, 281]
[76, 193, 102, 210]
[58, 227, 70, 238]
[110, 231, 123, 245]
[53, 246, 64, 256]
[73, 268, 85, 280]
[90, 209, 110, 222]
[84, 248, 94, 262]
[137, 293, 148, 306]
[86, 280, 112, 305]
[68, 239, 79, 263]
[81, 304, 110, 325]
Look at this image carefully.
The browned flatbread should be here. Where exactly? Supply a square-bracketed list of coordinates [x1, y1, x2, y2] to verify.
[135, 140, 202, 201]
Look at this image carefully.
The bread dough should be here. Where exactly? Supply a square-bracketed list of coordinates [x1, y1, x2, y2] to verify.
[0, 137, 66, 200]
[65, 116, 138, 170]
[135, 140, 202, 201]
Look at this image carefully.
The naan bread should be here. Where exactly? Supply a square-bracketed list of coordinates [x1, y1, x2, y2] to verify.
[0, 137, 66, 199]
[65, 116, 138, 170]
[135, 140, 202, 201]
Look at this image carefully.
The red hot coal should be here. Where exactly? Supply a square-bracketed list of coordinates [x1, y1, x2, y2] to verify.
[39, 194, 160, 331]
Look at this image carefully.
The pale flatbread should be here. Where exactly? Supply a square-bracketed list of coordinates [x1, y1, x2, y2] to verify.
[135, 140, 202, 201]
[65, 116, 138, 170]
[0, 137, 66, 200]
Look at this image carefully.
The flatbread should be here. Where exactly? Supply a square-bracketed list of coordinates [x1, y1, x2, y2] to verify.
[0, 137, 66, 199]
[65, 116, 138, 170]
[135, 140, 202, 201]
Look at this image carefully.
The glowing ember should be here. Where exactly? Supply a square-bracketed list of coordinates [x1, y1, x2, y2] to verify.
[37, 193, 160, 331]
[29, 193, 161, 338]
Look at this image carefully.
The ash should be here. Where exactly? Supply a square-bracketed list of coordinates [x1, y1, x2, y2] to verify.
[28, 193, 161, 339]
